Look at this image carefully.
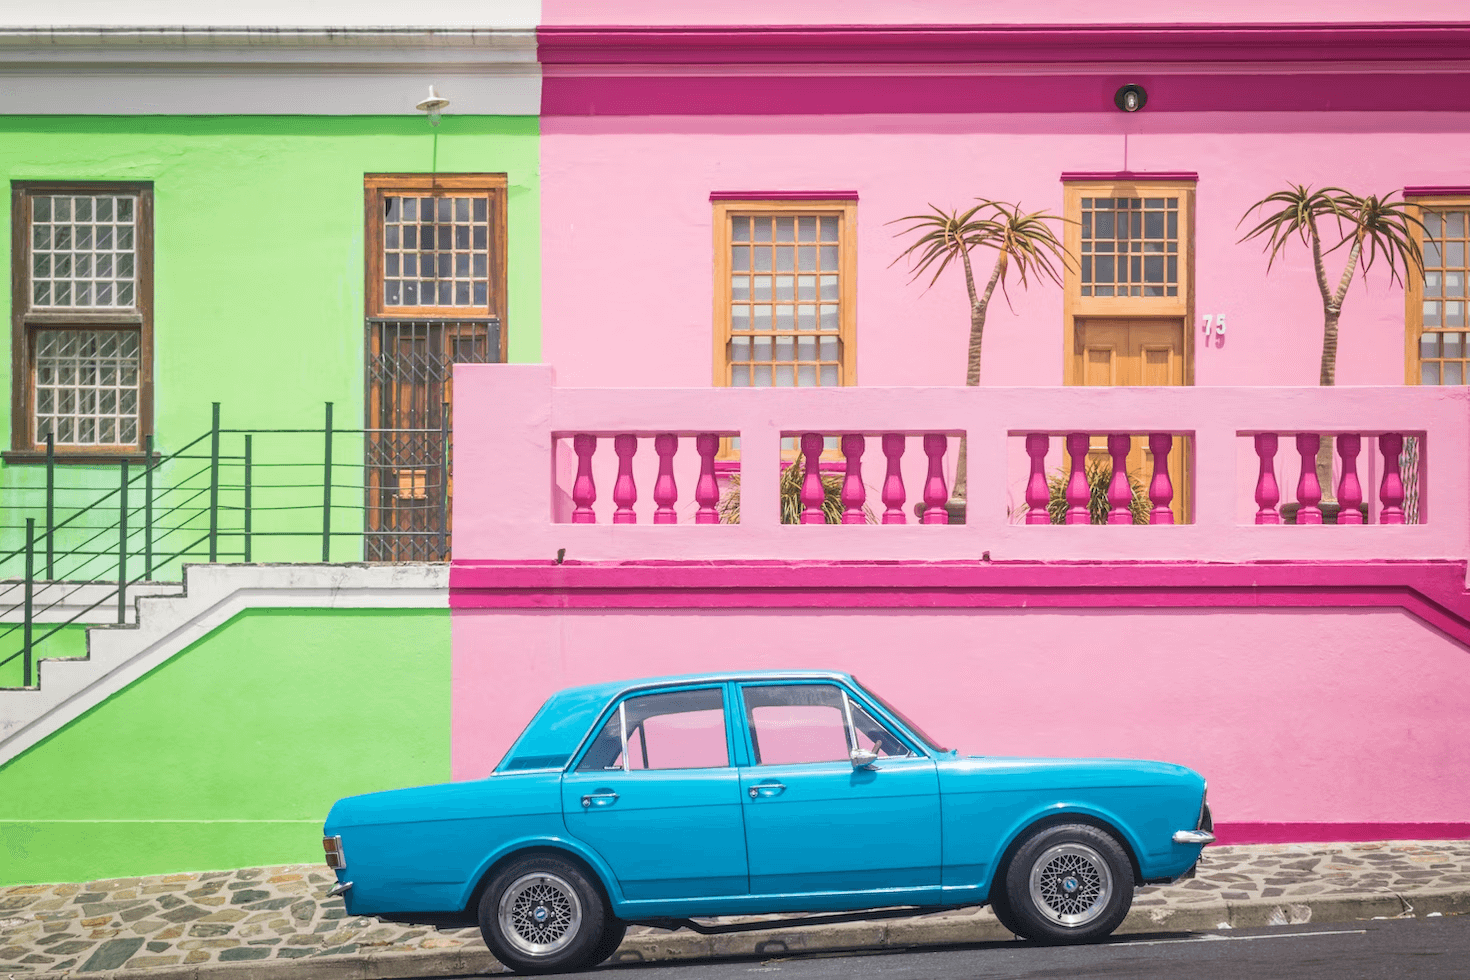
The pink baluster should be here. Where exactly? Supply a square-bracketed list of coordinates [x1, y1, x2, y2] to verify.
[1147, 432, 1174, 525]
[1024, 434, 1050, 525]
[571, 434, 598, 524]
[1379, 432, 1406, 525]
[1295, 432, 1323, 525]
[1336, 434, 1363, 525]
[921, 433, 949, 525]
[695, 433, 721, 525]
[881, 433, 906, 525]
[653, 433, 679, 525]
[612, 434, 638, 524]
[840, 434, 866, 525]
[1254, 433, 1281, 525]
[1106, 433, 1133, 525]
[1065, 432, 1090, 525]
[799, 432, 826, 524]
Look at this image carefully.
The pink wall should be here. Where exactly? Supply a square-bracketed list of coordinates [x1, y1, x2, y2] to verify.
[543, 1, 1470, 27]
[452, 605, 1470, 831]
[541, 111, 1467, 392]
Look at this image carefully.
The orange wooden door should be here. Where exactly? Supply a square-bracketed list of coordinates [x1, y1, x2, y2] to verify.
[1073, 318, 1190, 522]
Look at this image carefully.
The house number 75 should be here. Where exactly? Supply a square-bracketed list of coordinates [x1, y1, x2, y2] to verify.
[1203, 314, 1227, 347]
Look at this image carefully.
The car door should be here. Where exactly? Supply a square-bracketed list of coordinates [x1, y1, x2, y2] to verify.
[736, 682, 942, 898]
[561, 685, 748, 901]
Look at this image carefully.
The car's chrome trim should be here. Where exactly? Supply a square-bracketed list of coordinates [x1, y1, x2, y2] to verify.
[1173, 830, 1216, 845]
[327, 881, 353, 897]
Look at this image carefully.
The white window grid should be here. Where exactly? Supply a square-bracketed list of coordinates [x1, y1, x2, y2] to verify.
[727, 214, 843, 388]
[34, 329, 141, 447]
[30, 194, 138, 309]
[383, 195, 491, 307]
[1420, 208, 1469, 385]
[1080, 196, 1180, 298]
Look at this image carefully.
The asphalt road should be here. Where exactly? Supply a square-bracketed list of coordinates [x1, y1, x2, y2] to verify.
[517, 915, 1469, 980]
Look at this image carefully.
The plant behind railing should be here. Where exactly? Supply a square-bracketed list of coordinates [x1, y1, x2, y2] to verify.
[1045, 459, 1150, 525]
[0, 402, 449, 690]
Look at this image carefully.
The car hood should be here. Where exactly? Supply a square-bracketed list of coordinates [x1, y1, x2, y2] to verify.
[942, 755, 1205, 790]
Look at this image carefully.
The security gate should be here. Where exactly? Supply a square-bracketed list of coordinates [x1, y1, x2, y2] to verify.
[365, 317, 499, 561]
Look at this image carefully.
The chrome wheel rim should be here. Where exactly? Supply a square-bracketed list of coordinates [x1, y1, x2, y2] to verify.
[1028, 843, 1113, 926]
[497, 872, 583, 957]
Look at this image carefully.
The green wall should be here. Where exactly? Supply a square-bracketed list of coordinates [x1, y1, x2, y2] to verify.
[0, 115, 540, 567]
[0, 606, 450, 885]
[0, 623, 85, 689]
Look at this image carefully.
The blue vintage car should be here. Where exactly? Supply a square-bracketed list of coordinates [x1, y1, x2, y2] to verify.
[322, 671, 1214, 974]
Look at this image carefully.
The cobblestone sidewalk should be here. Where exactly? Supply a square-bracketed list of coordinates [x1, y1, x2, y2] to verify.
[2, 839, 1468, 976]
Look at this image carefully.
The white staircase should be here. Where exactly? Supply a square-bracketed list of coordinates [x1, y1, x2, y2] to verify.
[0, 563, 447, 766]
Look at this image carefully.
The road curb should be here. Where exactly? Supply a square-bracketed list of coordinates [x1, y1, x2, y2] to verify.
[20, 888, 1470, 980]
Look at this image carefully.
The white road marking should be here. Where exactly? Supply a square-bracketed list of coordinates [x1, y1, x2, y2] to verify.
[1115, 929, 1367, 947]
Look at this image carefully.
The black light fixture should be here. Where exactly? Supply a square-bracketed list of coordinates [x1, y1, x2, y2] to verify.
[1114, 84, 1147, 113]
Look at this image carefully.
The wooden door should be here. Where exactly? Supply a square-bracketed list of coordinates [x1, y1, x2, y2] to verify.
[1073, 318, 1190, 522]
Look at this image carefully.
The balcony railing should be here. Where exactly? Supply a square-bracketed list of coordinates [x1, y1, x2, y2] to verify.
[450, 364, 1466, 566]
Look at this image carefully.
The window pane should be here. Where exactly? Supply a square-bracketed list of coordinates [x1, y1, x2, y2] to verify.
[1445, 360, 1464, 385]
[381, 192, 490, 308]
[30, 193, 139, 310]
[34, 329, 142, 447]
[1444, 332, 1463, 358]
[1422, 361, 1442, 384]
[1421, 332, 1441, 358]
[743, 684, 851, 765]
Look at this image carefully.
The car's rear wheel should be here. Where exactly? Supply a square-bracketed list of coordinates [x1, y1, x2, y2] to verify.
[588, 919, 628, 965]
[1003, 823, 1134, 944]
[478, 855, 609, 974]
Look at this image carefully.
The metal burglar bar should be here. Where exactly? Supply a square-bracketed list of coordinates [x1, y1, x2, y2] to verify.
[365, 318, 499, 562]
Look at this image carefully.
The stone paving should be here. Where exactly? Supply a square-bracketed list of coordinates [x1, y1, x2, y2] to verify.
[1, 839, 1467, 975]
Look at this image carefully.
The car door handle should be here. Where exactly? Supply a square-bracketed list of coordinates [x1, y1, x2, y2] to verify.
[581, 791, 619, 808]
[748, 782, 785, 799]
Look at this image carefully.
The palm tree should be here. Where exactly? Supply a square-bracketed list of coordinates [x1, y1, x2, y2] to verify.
[889, 200, 1069, 504]
[1238, 186, 1425, 506]
[1238, 186, 1425, 386]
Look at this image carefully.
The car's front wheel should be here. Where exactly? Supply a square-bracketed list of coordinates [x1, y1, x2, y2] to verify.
[1003, 823, 1134, 944]
[478, 855, 610, 974]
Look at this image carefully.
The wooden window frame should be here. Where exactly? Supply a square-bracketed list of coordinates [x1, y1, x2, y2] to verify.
[1405, 195, 1470, 385]
[8, 180, 155, 463]
[711, 198, 858, 388]
[363, 172, 509, 358]
[1062, 180, 1195, 386]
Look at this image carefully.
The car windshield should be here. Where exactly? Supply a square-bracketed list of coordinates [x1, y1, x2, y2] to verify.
[854, 678, 949, 753]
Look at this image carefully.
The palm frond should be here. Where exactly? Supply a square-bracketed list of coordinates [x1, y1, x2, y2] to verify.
[887, 204, 1001, 289]
[1336, 191, 1426, 288]
[1237, 184, 1348, 274]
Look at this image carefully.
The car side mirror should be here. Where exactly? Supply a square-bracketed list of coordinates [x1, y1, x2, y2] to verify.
[850, 748, 879, 770]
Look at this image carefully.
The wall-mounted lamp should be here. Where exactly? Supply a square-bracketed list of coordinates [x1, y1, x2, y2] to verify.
[1114, 84, 1147, 113]
[415, 85, 451, 126]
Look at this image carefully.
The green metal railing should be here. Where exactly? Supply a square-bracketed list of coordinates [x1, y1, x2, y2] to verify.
[0, 402, 450, 689]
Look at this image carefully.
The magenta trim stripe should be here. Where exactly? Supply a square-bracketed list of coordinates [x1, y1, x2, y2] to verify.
[537, 24, 1470, 67]
[1062, 172, 1198, 183]
[449, 559, 1470, 650]
[1405, 187, 1470, 198]
[542, 73, 1470, 116]
[1214, 823, 1470, 846]
[711, 191, 859, 201]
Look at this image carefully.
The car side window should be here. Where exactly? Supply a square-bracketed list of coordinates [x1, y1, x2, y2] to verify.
[575, 688, 729, 772]
[742, 684, 913, 766]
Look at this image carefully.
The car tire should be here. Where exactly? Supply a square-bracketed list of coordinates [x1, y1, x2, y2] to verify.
[1003, 823, 1134, 945]
[987, 883, 1027, 939]
[588, 919, 628, 965]
[477, 854, 609, 975]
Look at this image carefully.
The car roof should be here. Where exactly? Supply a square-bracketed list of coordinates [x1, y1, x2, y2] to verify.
[495, 669, 857, 774]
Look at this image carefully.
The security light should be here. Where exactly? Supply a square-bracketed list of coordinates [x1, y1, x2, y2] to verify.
[1114, 84, 1147, 113]
[415, 85, 451, 126]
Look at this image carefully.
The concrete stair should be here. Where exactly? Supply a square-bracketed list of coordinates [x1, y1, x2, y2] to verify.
[0, 563, 447, 766]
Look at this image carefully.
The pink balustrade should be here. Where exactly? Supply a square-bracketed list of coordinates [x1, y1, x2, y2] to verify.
[454, 366, 1454, 564]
